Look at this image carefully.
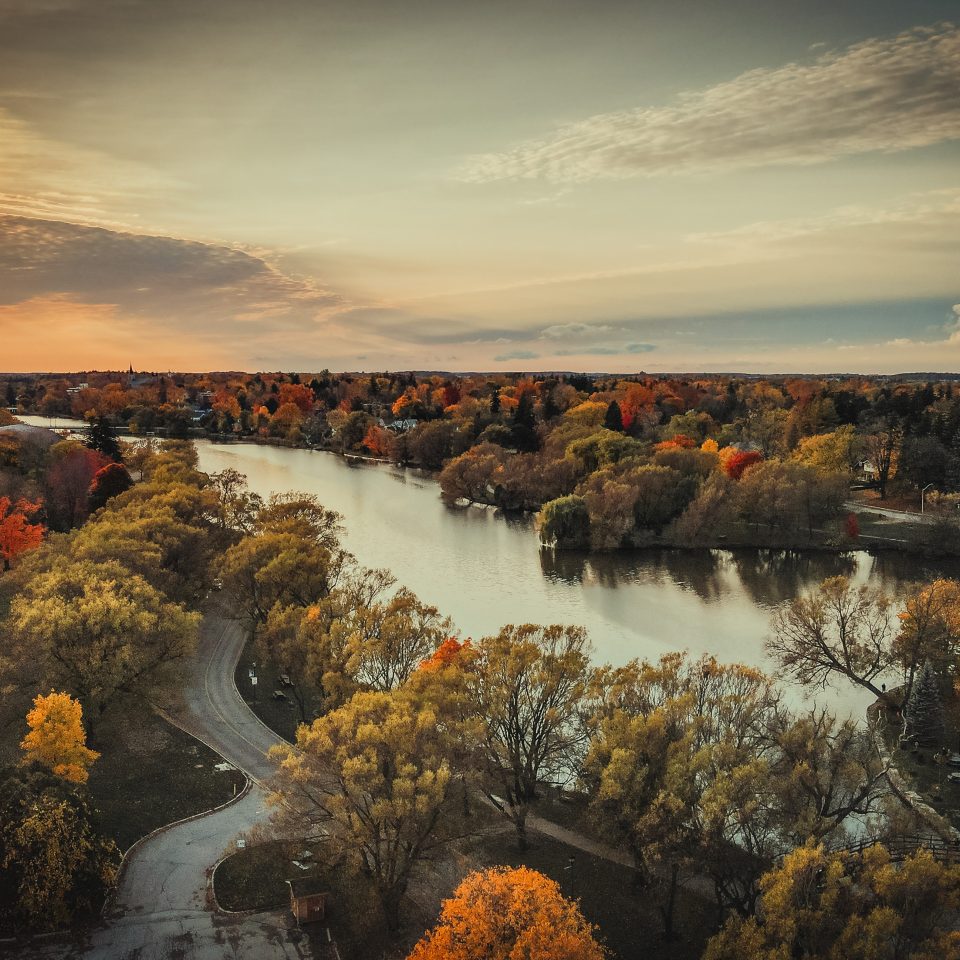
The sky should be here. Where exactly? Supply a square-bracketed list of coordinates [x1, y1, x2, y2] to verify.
[0, 0, 958, 374]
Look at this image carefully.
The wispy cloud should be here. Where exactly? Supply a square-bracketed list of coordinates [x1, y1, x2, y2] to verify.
[460, 23, 960, 183]
[494, 349, 539, 362]
[554, 343, 656, 356]
[0, 108, 173, 225]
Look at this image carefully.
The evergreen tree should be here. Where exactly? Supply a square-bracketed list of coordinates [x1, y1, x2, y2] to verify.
[904, 660, 946, 745]
[603, 400, 624, 432]
[85, 416, 122, 462]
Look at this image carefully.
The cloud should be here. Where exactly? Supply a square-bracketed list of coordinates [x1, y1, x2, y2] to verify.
[540, 321, 614, 339]
[460, 23, 960, 183]
[0, 108, 174, 225]
[494, 349, 540, 362]
[553, 343, 656, 356]
[0, 216, 352, 368]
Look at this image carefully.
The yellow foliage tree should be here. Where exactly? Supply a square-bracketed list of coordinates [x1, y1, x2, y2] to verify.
[704, 843, 960, 960]
[407, 866, 606, 960]
[21, 691, 99, 784]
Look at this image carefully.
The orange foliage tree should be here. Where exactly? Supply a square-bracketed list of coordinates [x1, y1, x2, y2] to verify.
[408, 866, 606, 960]
[419, 637, 471, 671]
[0, 496, 44, 571]
[361, 425, 394, 458]
[20, 691, 99, 784]
[654, 434, 697, 451]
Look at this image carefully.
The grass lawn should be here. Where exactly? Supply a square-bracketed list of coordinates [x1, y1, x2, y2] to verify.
[86, 697, 247, 851]
[215, 840, 394, 959]
[470, 829, 715, 960]
[218, 820, 716, 960]
[234, 638, 320, 744]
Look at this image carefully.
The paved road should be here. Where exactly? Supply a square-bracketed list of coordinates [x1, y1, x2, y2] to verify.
[845, 500, 934, 524]
[33, 608, 312, 960]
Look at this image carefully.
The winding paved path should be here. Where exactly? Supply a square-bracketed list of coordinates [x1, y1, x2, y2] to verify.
[36, 608, 310, 960]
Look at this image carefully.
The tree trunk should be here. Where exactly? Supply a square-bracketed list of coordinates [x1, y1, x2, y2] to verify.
[658, 862, 680, 941]
[381, 887, 403, 935]
[514, 811, 529, 851]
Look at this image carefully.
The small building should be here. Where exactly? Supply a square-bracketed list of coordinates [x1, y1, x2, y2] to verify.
[286, 877, 329, 924]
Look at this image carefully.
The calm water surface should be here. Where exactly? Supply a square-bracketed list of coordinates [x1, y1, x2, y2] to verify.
[192, 442, 960, 716]
[24, 417, 960, 715]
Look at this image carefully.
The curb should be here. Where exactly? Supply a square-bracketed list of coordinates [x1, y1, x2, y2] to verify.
[208, 852, 289, 916]
[0, 711, 254, 950]
[102, 773, 254, 920]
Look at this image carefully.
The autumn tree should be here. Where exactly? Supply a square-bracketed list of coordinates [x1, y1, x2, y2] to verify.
[219, 529, 347, 630]
[7, 560, 200, 729]
[468, 624, 592, 849]
[0, 766, 119, 933]
[44, 441, 108, 530]
[764, 707, 887, 844]
[704, 843, 960, 960]
[270, 689, 468, 933]
[87, 461, 132, 513]
[0, 496, 43, 571]
[893, 579, 960, 707]
[724, 449, 763, 480]
[20, 692, 99, 784]
[207, 467, 262, 532]
[861, 416, 903, 500]
[345, 588, 455, 693]
[408, 866, 607, 960]
[252, 492, 342, 547]
[583, 654, 778, 934]
[259, 567, 395, 716]
[767, 576, 894, 704]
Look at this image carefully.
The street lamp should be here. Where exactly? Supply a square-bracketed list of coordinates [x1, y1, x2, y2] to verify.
[922, 483, 934, 515]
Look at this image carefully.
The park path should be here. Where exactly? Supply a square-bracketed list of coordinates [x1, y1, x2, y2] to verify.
[31, 607, 311, 960]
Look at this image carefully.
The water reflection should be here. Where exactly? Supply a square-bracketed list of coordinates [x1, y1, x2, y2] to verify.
[541, 547, 861, 607]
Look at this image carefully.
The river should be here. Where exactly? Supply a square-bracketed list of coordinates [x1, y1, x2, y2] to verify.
[22, 417, 960, 715]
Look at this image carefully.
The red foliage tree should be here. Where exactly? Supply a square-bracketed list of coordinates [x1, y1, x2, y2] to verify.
[88, 462, 133, 513]
[45, 446, 109, 529]
[845, 512, 860, 540]
[0, 496, 44, 571]
[724, 450, 763, 480]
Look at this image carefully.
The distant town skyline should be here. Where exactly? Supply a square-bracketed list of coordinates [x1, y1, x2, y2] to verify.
[0, 0, 958, 373]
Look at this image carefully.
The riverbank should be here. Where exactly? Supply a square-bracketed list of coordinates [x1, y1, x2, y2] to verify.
[17, 416, 957, 559]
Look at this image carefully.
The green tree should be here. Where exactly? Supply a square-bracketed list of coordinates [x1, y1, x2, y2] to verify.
[85, 415, 122, 462]
[603, 400, 624, 433]
[903, 661, 946, 746]
[537, 495, 591, 549]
